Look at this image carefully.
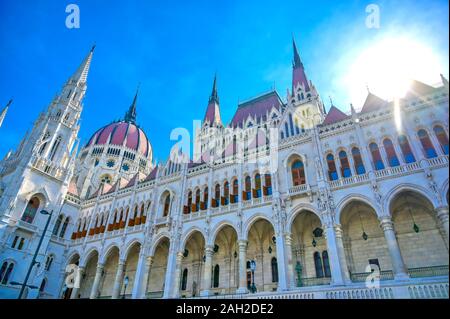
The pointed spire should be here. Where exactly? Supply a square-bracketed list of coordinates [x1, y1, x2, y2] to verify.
[124, 84, 140, 124]
[0, 99, 12, 128]
[69, 45, 95, 85]
[291, 37, 310, 92]
[350, 103, 357, 116]
[209, 73, 219, 104]
[441, 74, 449, 91]
[203, 75, 222, 126]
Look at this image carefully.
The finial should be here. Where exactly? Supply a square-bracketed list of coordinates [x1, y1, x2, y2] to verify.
[329, 95, 334, 107]
[90, 43, 96, 53]
[366, 83, 371, 93]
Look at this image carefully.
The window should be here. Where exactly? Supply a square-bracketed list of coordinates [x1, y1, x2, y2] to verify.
[11, 236, 18, 248]
[49, 136, 62, 160]
[163, 194, 171, 217]
[60, 217, 70, 238]
[434, 125, 449, 155]
[100, 175, 112, 184]
[322, 251, 331, 278]
[369, 143, 385, 170]
[264, 174, 272, 196]
[326, 154, 338, 181]
[21, 197, 40, 224]
[271, 257, 278, 283]
[313, 252, 324, 278]
[351, 147, 366, 175]
[383, 138, 400, 167]
[122, 163, 130, 171]
[214, 184, 221, 207]
[213, 265, 220, 288]
[187, 191, 192, 214]
[254, 174, 262, 198]
[181, 268, 188, 291]
[223, 181, 230, 205]
[398, 135, 416, 163]
[232, 179, 239, 203]
[106, 159, 115, 168]
[45, 255, 54, 271]
[0, 262, 14, 285]
[17, 238, 25, 250]
[203, 187, 208, 210]
[418, 129, 437, 158]
[195, 189, 201, 211]
[39, 278, 47, 293]
[244, 176, 251, 200]
[338, 151, 352, 178]
[53, 215, 63, 236]
[291, 160, 306, 185]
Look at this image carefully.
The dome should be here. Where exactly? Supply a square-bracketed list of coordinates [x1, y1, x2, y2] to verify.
[86, 121, 152, 159]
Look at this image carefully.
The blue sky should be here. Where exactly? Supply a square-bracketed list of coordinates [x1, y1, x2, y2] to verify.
[0, 0, 448, 162]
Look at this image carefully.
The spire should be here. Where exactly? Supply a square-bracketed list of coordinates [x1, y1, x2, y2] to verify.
[291, 37, 310, 92]
[69, 45, 95, 85]
[124, 84, 139, 124]
[0, 99, 12, 128]
[209, 73, 219, 104]
[203, 75, 222, 126]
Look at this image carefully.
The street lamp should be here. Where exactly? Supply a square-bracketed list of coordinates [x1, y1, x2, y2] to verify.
[17, 209, 53, 299]
[122, 276, 129, 299]
[250, 260, 256, 293]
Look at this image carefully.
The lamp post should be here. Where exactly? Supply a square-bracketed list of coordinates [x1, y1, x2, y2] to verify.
[17, 209, 53, 299]
[250, 260, 256, 293]
[122, 276, 129, 299]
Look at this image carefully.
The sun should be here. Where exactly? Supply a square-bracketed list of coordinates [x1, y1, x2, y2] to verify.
[344, 35, 443, 107]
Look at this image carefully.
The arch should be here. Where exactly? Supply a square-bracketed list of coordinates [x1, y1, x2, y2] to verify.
[80, 247, 100, 267]
[418, 128, 438, 158]
[384, 184, 440, 215]
[336, 194, 379, 223]
[66, 251, 81, 267]
[181, 227, 207, 250]
[100, 244, 121, 264]
[209, 220, 239, 246]
[150, 234, 171, 256]
[21, 195, 43, 224]
[244, 214, 275, 240]
[284, 151, 306, 169]
[433, 124, 449, 155]
[287, 203, 322, 231]
[122, 239, 143, 261]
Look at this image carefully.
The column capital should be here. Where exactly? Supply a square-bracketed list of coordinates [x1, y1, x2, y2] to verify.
[379, 216, 394, 231]
[176, 251, 184, 261]
[436, 206, 449, 216]
[238, 240, 248, 249]
[96, 263, 105, 270]
[284, 233, 293, 245]
[334, 224, 344, 238]
[146, 256, 154, 265]
[205, 245, 214, 256]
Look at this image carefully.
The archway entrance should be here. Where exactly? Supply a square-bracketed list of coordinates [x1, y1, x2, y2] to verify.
[98, 246, 119, 298]
[147, 237, 170, 298]
[180, 231, 205, 298]
[79, 251, 98, 298]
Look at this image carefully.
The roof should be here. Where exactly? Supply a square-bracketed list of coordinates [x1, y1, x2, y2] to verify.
[323, 106, 350, 125]
[360, 93, 388, 114]
[231, 91, 283, 128]
[405, 80, 436, 99]
[86, 121, 152, 158]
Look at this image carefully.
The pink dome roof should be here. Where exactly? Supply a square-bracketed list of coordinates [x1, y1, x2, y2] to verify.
[86, 121, 152, 158]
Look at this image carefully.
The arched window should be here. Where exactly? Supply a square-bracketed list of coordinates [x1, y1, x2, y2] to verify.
[322, 251, 331, 278]
[418, 129, 437, 158]
[232, 179, 239, 203]
[213, 264, 220, 288]
[181, 268, 188, 291]
[49, 136, 62, 160]
[45, 255, 54, 271]
[223, 181, 229, 205]
[264, 174, 272, 196]
[163, 194, 171, 217]
[339, 150, 352, 178]
[383, 138, 400, 167]
[271, 257, 279, 283]
[244, 176, 251, 200]
[195, 189, 201, 211]
[398, 135, 416, 163]
[18, 238, 25, 250]
[433, 125, 449, 155]
[0, 262, 14, 284]
[203, 187, 208, 210]
[187, 191, 192, 214]
[369, 143, 385, 170]
[313, 252, 324, 278]
[39, 278, 47, 293]
[326, 154, 338, 181]
[52, 215, 63, 236]
[60, 217, 70, 238]
[291, 160, 306, 186]
[214, 184, 221, 207]
[254, 174, 262, 198]
[351, 147, 366, 175]
[21, 197, 40, 224]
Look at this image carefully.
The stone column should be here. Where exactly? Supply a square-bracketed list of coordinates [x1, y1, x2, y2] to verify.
[284, 234, 295, 289]
[111, 260, 125, 299]
[275, 234, 288, 291]
[200, 246, 214, 296]
[380, 216, 409, 280]
[436, 206, 449, 247]
[236, 240, 248, 294]
[334, 225, 351, 284]
[171, 252, 184, 298]
[131, 252, 151, 299]
[89, 263, 104, 299]
[70, 266, 85, 299]
[324, 225, 345, 286]
[137, 256, 153, 299]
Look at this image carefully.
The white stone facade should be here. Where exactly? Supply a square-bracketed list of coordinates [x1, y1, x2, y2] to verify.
[0, 43, 448, 299]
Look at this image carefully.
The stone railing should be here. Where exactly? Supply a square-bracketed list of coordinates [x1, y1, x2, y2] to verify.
[300, 276, 332, 287]
[329, 173, 369, 189]
[146, 291, 164, 299]
[408, 265, 449, 278]
[30, 154, 68, 180]
[288, 184, 308, 196]
[350, 270, 394, 282]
